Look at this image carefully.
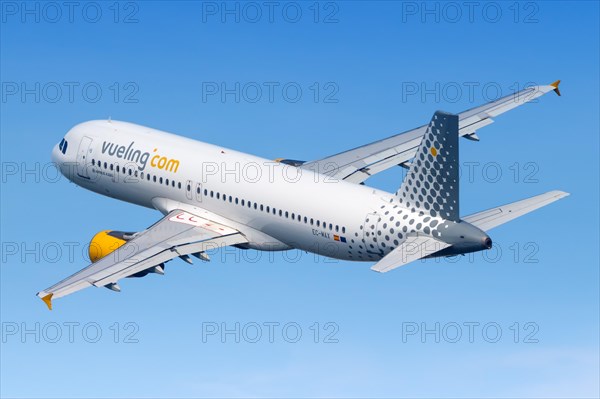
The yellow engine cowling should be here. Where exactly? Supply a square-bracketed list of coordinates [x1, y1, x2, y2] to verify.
[88, 230, 133, 263]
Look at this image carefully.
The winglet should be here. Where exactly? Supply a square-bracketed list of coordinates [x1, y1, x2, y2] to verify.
[550, 80, 561, 96]
[40, 293, 53, 310]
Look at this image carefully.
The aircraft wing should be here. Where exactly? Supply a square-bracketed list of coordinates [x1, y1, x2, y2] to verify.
[371, 235, 450, 273]
[36, 210, 247, 309]
[462, 190, 569, 232]
[301, 81, 561, 184]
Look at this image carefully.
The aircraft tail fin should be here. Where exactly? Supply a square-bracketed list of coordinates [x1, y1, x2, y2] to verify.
[396, 111, 460, 222]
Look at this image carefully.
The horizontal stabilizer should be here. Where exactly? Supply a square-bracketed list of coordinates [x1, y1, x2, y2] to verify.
[371, 235, 450, 273]
[462, 190, 569, 231]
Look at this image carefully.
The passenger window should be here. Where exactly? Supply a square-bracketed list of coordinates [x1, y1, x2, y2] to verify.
[342, 227, 346, 233]
[166, 178, 169, 185]
[178, 182, 181, 189]
[310, 218, 314, 225]
[153, 175, 157, 182]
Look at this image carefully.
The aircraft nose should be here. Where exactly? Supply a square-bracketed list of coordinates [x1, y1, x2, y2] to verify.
[51, 144, 60, 164]
[52, 140, 69, 178]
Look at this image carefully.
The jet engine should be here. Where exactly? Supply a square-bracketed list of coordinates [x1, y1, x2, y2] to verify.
[88, 230, 135, 263]
[88, 230, 165, 279]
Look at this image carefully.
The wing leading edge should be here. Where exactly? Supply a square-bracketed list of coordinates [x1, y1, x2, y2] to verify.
[301, 81, 561, 183]
[37, 210, 248, 309]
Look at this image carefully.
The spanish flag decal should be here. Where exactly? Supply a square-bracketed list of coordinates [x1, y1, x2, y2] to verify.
[334, 235, 347, 243]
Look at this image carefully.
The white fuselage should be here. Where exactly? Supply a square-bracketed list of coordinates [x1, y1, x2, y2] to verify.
[53, 120, 445, 262]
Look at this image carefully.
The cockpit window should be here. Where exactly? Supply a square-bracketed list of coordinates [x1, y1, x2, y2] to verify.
[58, 138, 68, 154]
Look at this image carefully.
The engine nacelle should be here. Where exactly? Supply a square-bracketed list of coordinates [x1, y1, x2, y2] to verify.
[88, 230, 135, 263]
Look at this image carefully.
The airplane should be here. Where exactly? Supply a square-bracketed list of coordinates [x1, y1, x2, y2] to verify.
[38, 80, 568, 310]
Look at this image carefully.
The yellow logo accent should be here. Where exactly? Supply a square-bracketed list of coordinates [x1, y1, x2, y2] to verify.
[150, 148, 180, 173]
[430, 147, 438, 156]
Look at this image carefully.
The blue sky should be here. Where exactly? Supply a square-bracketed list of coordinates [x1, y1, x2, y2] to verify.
[1, 1, 598, 397]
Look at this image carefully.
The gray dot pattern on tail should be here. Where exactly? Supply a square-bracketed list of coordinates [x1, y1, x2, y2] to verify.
[396, 112, 459, 222]
[346, 112, 461, 261]
[347, 202, 456, 260]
